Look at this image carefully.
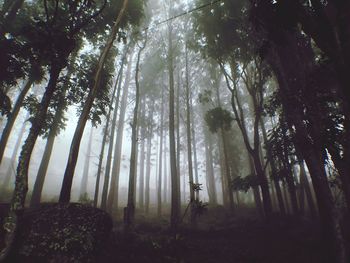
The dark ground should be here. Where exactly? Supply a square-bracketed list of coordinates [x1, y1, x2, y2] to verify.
[99, 206, 335, 263]
[0, 204, 343, 262]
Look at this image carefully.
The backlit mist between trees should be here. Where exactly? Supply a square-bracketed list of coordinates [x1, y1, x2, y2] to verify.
[0, 0, 350, 262]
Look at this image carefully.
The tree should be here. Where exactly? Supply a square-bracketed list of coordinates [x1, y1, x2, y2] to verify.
[167, 20, 180, 231]
[107, 49, 135, 213]
[125, 31, 147, 227]
[59, 0, 134, 203]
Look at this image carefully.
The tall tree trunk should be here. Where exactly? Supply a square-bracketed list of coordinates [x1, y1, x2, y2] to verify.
[30, 52, 77, 207]
[298, 157, 317, 218]
[79, 124, 93, 198]
[0, 78, 34, 166]
[59, 0, 129, 203]
[144, 121, 153, 214]
[204, 127, 217, 205]
[248, 154, 264, 217]
[2, 113, 28, 192]
[100, 83, 121, 210]
[280, 119, 299, 215]
[93, 55, 125, 207]
[157, 88, 164, 217]
[260, 118, 285, 215]
[185, 45, 196, 224]
[138, 99, 146, 211]
[176, 70, 182, 210]
[125, 37, 146, 227]
[268, 37, 347, 261]
[107, 49, 134, 213]
[168, 22, 180, 231]
[217, 132, 228, 206]
[163, 133, 168, 204]
[0, 63, 62, 260]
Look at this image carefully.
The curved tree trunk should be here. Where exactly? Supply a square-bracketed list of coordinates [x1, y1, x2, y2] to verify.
[59, 0, 129, 203]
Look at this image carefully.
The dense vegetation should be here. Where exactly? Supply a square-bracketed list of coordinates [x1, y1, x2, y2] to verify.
[0, 0, 349, 262]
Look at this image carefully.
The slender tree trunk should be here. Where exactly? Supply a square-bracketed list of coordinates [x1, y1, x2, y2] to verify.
[190, 91, 199, 186]
[107, 50, 134, 213]
[204, 128, 217, 205]
[144, 123, 153, 214]
[138, 99, 146, 211]
[298, 158, 317, 218]
[176, 70, 182, 210]
[125, 38, 146, 227]
[0, 78, 34, 166]
[93, 56, 125, 207]
[30, 52, 78, 207]
[214, 82, 234, 210]
[163, 133, 168, 204]
[185, 45, 195, 224]
[100, 85, 121, 210]
[157, 88, 164, 217]
[2, 113, 28, 191]
[260, 119, 285, 215]
[0, 64, 61, 261]
[217, 133, 228, 207]
[248, 154, 264, 217]
[280, 120, 299, 215]
[59, 0, 129, 203]
[168, 22, 180, 231]
[79, 124, 93, 198]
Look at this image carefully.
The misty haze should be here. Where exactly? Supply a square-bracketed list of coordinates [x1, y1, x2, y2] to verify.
[0, 0, 349, 262]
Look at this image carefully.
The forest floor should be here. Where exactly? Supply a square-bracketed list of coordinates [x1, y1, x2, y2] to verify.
[98, 206, 335, 263]
[0, 203, 343, 262]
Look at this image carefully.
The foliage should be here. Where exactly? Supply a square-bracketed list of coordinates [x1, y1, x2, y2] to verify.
[78, 193, 93, 206]
[13, 203, 112, 262]
[67, 51, 114, 126]
[190, 183, 203, 193]
[191, 200, 208, 217]
[231, 175, 259, 192]
[205, 107, 233, 133]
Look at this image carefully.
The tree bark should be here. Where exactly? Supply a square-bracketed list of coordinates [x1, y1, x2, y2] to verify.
[93, 55, 125, 207]
[30, 52, 77, 207]
[100, 84, 121, 210]
[0, 63, 61, 261]
[138, 98, 146, 210]
[0, 78, 34, 166]
[107, 49, 134, 213]
[144, 119, 153, 214]
[125, 37, 146, 228]
[79, 124, 93, 198]
[2, 113, 28, 192]
[260, 118, 285, 215]
[168, 21, 180, 231]
[185, 45, 196, 224]
[59, 0, 129, 203]
[157, 88, 164, 217]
